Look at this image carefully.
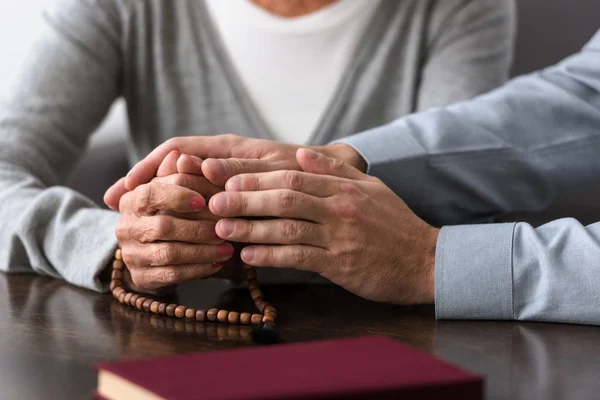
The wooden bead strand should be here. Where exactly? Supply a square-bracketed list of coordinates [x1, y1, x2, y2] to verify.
[110, 248, 276, 328]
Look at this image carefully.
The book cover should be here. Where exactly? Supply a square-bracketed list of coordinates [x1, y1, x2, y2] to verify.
[95, 336, 482, 400]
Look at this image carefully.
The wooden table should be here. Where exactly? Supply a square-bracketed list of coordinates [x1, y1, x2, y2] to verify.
[1, 273, 599, 400]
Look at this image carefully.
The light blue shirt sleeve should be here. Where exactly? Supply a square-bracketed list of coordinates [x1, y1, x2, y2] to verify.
[336, 30, 600, 324]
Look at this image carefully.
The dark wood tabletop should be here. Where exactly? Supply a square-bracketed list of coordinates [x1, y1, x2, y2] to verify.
[1, 273, 599, 400]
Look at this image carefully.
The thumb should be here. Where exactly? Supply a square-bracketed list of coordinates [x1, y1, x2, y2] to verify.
[296, 148, 366, 180]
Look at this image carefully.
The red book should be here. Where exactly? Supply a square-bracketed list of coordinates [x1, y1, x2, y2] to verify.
[95, 336, 482, 399]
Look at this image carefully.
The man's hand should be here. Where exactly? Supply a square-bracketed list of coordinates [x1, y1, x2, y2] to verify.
[103, 134, 366, 210]
[208, 148, 438, 304]
[116, 180, 234, 294]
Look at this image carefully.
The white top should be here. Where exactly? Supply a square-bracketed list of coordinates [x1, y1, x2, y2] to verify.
[204, 0, 381, 144]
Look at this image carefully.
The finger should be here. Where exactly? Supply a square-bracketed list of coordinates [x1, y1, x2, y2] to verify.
[135, 242, 235, 267]
[130, 263, 224, 291]
[125, 182, 206, 215]
[216, 218, 328, 247]
[152, 174, 222, 199]
[125, 135, 239, 190]
[240, 245, 327, 273]
[104, 177, 128, 210]
[177, 154, 204, 175]
[296, 148, 366, 181]
[209, 190, 326, 220]
[202, 158, 276, 187]
[161, 209, 221, 222]
[156, 150, 180, 177]
[225, 170, 340, 197]
[124, 215, 223, 244]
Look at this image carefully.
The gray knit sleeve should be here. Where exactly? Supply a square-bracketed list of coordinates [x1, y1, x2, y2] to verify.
[416, 0, 516, 111]
[0, 0, 124, 291]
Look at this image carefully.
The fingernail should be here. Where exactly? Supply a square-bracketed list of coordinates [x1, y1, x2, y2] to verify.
[189, 195, 205, 210]
[211, 193, 227, 214]
[191, 155, 203, 164]
[241, 247, 255, 262]
[212, 262, 225, 269]
[218, 244, 234, 256]
[210, 159, 228, 177]
[304, 149, 321, 159]
[218, 219, 234, 237]
[226, 176, 241, 191]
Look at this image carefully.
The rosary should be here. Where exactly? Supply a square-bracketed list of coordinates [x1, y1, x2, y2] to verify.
[109, 248, 280, 344]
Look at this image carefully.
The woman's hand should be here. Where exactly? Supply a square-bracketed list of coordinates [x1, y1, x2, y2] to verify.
[115, 164, 234, 294]
[208, 149, 438, 304]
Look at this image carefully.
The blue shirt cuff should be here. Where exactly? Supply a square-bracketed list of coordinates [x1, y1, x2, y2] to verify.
[330, 121, 426, 176]
[435, 223, 516, 320]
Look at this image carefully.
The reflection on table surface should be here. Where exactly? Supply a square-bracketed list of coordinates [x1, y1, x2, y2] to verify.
[0, 273, 598, 400]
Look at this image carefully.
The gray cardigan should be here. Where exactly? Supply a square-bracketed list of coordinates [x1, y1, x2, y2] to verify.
[339, 30, 600, 325]
[0, 0, 514, 290]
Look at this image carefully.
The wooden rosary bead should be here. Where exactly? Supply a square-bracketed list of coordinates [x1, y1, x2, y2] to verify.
[250, 288, 263, 301]
[174, 306, 187, 318]
[111, 269, 122, 280]
[195, 309, 206, 321]
[123, 292, 133, 305]
[129, 294, 140, 307]
[135, 297, 147, 310]
[118, 292, 127, 304]
[112, 259, 124, 271]
[150, 301, 160, 314]
[264, 305, 276, 315]
[142, 298, 153, 312]
[207, 308, 218, 321]
[217, 310, 229, 323]
[251, 314, 263, 325]
[262, 315, 275, 324]
[166, 304, 177, 317]
[115, 248, 123, 261]
[240, 312, 252, 325]
[254, 298, 267, 313]
[158, 303, 167, 315]
[109, 279, 122, 291]
[185, 308, 196, 319]
[228, 311, 240, 324]
[247, 279, 260, 291]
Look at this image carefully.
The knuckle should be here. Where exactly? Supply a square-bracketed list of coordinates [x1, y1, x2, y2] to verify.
[154, 243, 177, 265]
[159, 268, 180, 285]
[145, 217, 169, 242]
[281, 220, 298, 240]
[134, 184, 154, 213]
[278, 190, 297, 210]
[194, 221, 214, 240]
[284, 170, 303, 191]
[330, 158, 346, 172]
[289, 246, 306, 264]
[339, 181, 360, 194]
[121, 249, 136, 268]
[281, 220, 306, 241]
[115, 220, 128, 241]
[335, 251, 356, 276]
[331, 201, 360, 220]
